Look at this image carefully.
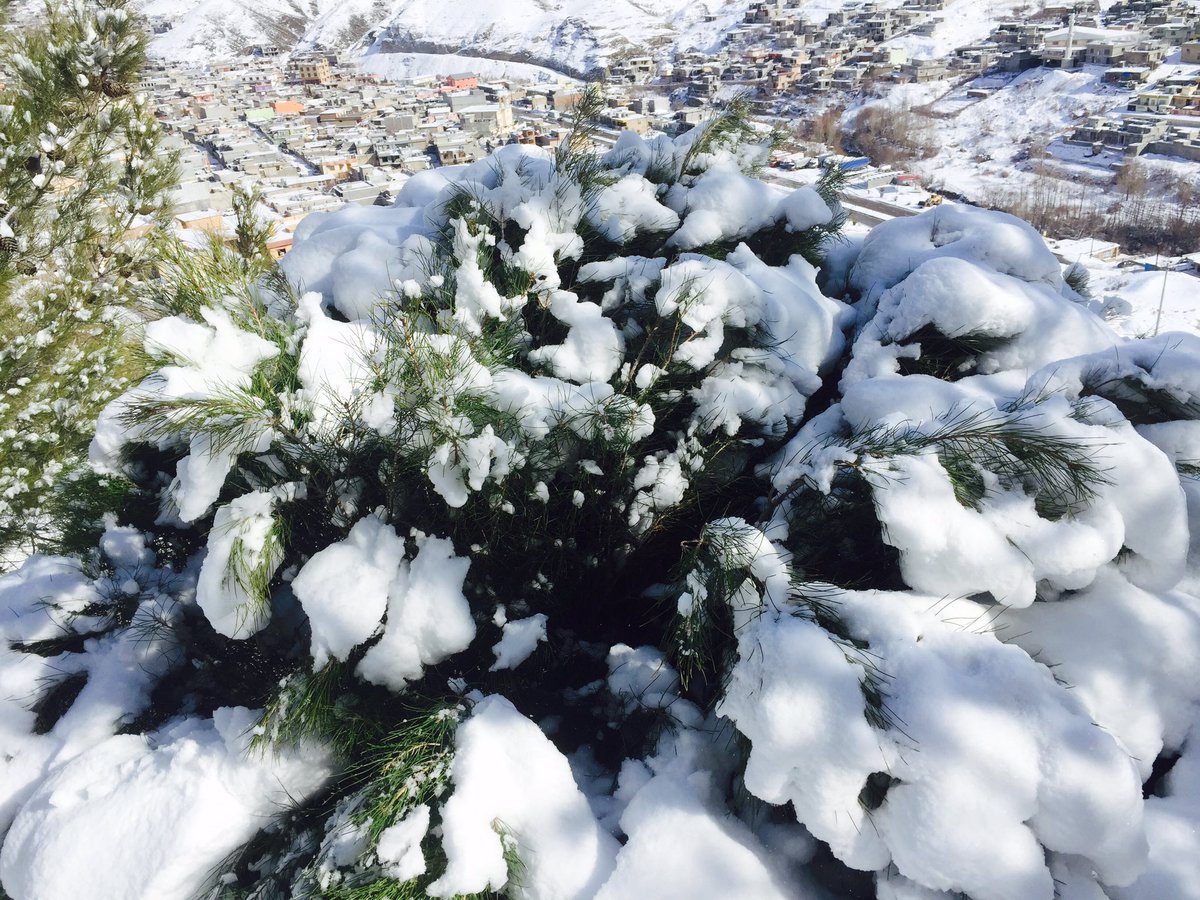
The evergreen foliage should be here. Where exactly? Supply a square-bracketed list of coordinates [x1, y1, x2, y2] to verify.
[0, 0, 177, 557]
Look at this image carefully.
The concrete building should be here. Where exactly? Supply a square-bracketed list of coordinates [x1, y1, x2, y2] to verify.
[456, 100, 515, 136]
[293, 55, 332, 85]
[174, 209, 226, 232]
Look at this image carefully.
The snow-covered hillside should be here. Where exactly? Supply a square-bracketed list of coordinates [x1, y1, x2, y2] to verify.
[851, 60, 1200, 229]
[882, 0, 1046, 60]
[135, 0, 1097, 73]
[142, 0, 382, 62]
[362, 0, 746, 77]
[139, 0, 751, 72]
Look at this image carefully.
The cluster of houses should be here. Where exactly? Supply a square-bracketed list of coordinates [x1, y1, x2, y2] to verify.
[652, 0, 1198, 107]
[138, 0, 1200, 260]
[1068, 71, 1200, 159]
[671, 0, 970, 96]
[142, 54, 593, 253]
[1028, 1, 1200, 161]
[142, 52, 710, 258]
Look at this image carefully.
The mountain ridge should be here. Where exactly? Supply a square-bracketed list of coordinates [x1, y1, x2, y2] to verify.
[138, 0, 749, 74]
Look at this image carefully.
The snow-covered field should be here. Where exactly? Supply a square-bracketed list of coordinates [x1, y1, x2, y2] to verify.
[358, 51, 569, 85]
[1082, 264, 1200, 338]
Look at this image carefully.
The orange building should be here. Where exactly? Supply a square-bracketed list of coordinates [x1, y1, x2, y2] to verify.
[444, 73, 479, 91]
[273, 99, 304, 116]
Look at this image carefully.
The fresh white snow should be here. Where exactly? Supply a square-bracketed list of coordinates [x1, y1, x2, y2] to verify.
[0, 707, 330, 900]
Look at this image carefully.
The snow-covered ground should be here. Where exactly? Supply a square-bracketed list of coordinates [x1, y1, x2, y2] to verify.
[358, 51, 569, 85]
[1082, 263, 1200, 339]
[882, 0, 1033, 61]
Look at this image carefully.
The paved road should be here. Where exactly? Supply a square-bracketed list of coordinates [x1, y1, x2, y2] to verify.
[761, 171, 922, 225]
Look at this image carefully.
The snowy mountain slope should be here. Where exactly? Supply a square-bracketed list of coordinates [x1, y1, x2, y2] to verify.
[126, 0, 1143, 74]
[365, 0, 745, 75]
[139, 0, 751, 72]
[142, 0, 387, 62]
[26, 0, 1190, 75]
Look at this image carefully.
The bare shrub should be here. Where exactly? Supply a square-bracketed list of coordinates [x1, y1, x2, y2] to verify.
[981, 175, 1104, 239]
[844, 102, 938, 165]
[982, 172, 1200, 256]
[797, 105, 846, 153]
[1114, 159, 1148, 200]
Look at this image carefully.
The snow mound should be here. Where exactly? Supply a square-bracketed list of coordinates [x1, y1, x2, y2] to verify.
[721, 585, 1148, 900]
[90, 308, 279, 523]
[846, 254, 1116, 382]
[430, 694, 619, 898]
[356, 532, 476, 691]
[292, 514, 405, 668]
[847, 203, 1065, 306]
[0, 707, 330, 900]
[195, 489, 282, 639]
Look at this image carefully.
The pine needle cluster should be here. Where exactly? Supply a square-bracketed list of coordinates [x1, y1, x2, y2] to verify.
[0, 0, 177, 557]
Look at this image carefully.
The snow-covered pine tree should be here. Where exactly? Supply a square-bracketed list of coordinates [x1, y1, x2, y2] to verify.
[0, 83, 1199, 900]
[0, 0, 177, 557]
